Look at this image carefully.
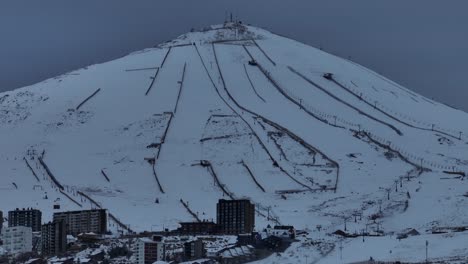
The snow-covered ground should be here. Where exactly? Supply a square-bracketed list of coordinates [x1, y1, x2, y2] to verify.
[251, 232, 468, 264]
[0, 23, 467, 263]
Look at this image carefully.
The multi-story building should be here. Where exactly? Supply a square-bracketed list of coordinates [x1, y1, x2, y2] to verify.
[41, 221, 67, 256]
[8, 208, 42, 232]
[53, 209, 107, 236]
[0, 226, 33, 255]
[177, 221, 217, 235]
[217, 199, 255, 235]
[135, 237, 165, 264]
[184, 239, 205, 260]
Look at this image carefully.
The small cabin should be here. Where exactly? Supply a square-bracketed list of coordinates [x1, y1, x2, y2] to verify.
[248, 60, 258, 66]
[323, 73, 333, 80]
[200, 160, 211, 167]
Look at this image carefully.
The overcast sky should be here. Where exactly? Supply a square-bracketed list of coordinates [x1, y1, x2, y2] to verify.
[1, 0, 467, 111]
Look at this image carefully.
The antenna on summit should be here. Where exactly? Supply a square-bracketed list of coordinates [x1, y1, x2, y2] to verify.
[230, 12, 233, 23]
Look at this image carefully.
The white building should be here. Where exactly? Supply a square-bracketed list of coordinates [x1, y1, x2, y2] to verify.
[1, 226, 33, 255]
[265, 225, 296, 239]
[135, 237, 165, 264]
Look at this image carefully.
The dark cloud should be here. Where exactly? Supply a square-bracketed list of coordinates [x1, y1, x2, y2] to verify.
[1, 0, 467, 111]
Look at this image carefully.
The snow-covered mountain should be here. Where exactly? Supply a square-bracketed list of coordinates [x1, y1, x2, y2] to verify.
[1, 23, 467, 263]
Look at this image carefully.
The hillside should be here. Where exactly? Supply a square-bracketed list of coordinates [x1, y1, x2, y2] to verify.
[0, 23, 467, 263]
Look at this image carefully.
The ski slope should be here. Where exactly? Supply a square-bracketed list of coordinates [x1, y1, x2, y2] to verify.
[0, 23, 467, 262]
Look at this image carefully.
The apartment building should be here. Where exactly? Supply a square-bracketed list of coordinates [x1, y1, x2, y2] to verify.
[217, 199, 255, 235]
[8, 208, 42, 232]
[0, 226, 32, 255]
[53, 209, 107, 235]
[135, 237, 165, 264]
[184, 239, 205, 260]
[177, 221, 217, 235]
[41, 221, 67, 256]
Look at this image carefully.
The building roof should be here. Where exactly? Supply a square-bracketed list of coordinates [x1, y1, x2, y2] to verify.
[180, 221, 216, 225]
[218, 199, 252, 203]
[139, 237, 163, 244]
[54, 208, 106, 214]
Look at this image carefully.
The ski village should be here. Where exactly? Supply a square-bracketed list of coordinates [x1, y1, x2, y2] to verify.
[0, 22, 467, 263]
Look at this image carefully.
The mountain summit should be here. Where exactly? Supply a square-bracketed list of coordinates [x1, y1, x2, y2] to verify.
[1, 23, 467, 262]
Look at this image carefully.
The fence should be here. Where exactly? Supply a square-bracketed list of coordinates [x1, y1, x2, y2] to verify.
[212, 43, 315, 192]
[331, 76, 463, 141]
[76, 88, 101, 110]
[38, 157, 64, 190]
[144, 68, 160, 96]
[77, 191, 133, 233]
[251, 38, 276, 66]
[180, 199, 201, 222]
[242, 45, 344, 129]
[206, 162, 235, 199]
[173, 63, 187, 114]
[243, 64, 266, 102]
[151, 161, 165, 193]
[160, 47, 172, 68]
[156, 112, 174, 159]
[361, 129, 464, 172]
[101, 169, 110, 182]
[24, 157, 40, 182]
[288, 67, 402, 136]
[241, 160, 266, 192]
